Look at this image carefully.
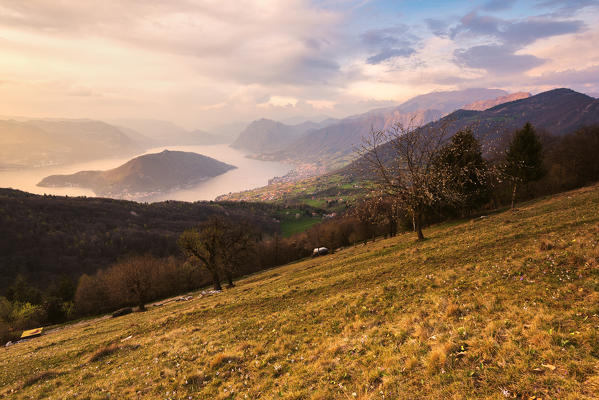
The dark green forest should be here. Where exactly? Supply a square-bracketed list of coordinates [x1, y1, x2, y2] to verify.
[0, 191, 304, 292]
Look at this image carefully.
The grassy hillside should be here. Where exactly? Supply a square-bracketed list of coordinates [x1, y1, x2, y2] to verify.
[3, 185, 599, 399]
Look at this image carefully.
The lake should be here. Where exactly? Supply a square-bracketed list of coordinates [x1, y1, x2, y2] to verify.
[0, 145, 292, 202]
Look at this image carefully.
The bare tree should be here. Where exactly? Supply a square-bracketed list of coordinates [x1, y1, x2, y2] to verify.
[219, 219, 256, 287]
[358, 120, 474, 240]
[113, 255, 159, 311]
[350, 199, 378, 244]
[352, 194, 401, 238]
[178, 217, 224, 291]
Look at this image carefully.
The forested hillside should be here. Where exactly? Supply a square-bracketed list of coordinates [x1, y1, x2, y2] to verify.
[0, 189, 282, 291]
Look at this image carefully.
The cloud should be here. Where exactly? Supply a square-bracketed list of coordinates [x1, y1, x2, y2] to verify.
[454, 44, 546, 74]
[535, 0, 599, 17]
[451, 12, 584, 46]
[0, 0, 598, 128]
[362, 25, 419, 64]
[482, 0, 518, 11]
[530, 65, 599, 85]
[425, 18, 450, 37]
[450, 11, 584, 74]
[366, 47, 415, 64]
[0, 0, 343, 87]
[500, 18, 584, 46]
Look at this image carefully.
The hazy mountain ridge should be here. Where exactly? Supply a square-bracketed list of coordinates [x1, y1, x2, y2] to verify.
[112, 119, 234, 146]
[0, 116, 235, 170]
[370, 88, 508, 115]
[38, 150, 236, 199]
[230, 118, 337, 153]
[253, 88, 512, 170]
[463, 92, 531, 111]
[219, 87, 599, 203]
[0, 119, 143, 169]
[445, 88, 599, 137]
[344, 88, 599, 177]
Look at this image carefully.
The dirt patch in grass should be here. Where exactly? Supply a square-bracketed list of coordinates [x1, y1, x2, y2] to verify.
[86, 343, 140, 363]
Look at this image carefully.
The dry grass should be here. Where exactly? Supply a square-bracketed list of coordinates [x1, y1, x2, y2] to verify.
[3, 184, 599, 399]
[209, 353, 242, 369]
[21, 370, 63, 389]
[86, 343, 140, 363]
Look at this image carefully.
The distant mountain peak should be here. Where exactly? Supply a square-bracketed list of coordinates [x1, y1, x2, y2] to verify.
[231, 118, 336, 154]
[463, 92, 531, 111]
[437, 87, 599, 138]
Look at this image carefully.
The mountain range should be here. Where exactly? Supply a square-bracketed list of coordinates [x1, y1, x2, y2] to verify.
[231, 88, 515, 168]
[0, 117, 235, 170]
[343, 88, 599, 178]
[217, 87, 599, 203]
[38, 150, 236, 199]
[463, 92, 531, 111]
[112, 119, 235, 146]
[430, 88, 599, 139]
[0, 119, 143, 169]
[230, 118, 337, 154]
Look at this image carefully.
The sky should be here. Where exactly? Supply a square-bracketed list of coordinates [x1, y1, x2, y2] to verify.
[0, 0, 598, 131]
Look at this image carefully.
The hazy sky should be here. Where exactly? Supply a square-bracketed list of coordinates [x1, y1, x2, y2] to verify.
[1, 0, 598, 130]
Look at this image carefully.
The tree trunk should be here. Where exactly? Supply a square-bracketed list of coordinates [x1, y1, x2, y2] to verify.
[511, 182, 518, 210]
[414, 212, 425, 240]
[225, 269, 235, 288]
[210, 268, 222, 291]
[138, 302, 146, 312]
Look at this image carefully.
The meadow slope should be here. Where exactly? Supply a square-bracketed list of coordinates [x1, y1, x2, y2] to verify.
[2, 185, 599, 399]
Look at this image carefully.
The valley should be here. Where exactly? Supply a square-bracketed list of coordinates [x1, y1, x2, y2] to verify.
[3, 184, 599, 399]
[0, 145, 293, 202]
[3, 2, 599, 398]
[219, 88, 599, 204]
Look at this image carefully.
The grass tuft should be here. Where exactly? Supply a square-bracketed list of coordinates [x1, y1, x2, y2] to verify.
[209, 353, 242, 369]
[21, 370, 63, 388]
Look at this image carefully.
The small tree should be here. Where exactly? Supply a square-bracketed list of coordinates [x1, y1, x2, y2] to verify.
[352, 195, 400, 239]
[350, 199, 378, 243]
[74, 273, 110, 315]
[219, 219, 256, 287]
[503, 122, 545, 208]
[178, 217, 224, 291]
[359, 120, 472, 240]
[114, 256, 157, 311]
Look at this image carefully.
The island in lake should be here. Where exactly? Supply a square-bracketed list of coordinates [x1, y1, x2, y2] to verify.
[38, 150, 236, 200]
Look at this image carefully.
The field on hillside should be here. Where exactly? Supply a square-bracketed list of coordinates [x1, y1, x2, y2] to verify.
[280, 217, 322, 238]
[217, 173, 366, 207]
[3, 185, 599, 399]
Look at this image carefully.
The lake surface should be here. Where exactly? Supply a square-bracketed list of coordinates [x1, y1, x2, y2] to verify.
[0, 145, 292, 202]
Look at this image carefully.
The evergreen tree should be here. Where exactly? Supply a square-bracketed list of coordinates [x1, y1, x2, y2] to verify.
[433, 129, 491, 215]
[504, 123, 545, 208]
